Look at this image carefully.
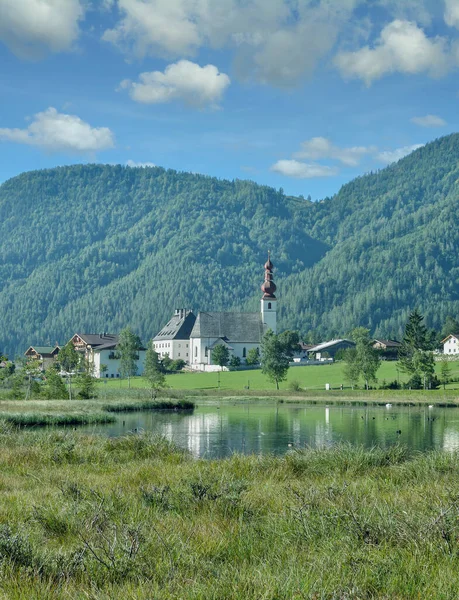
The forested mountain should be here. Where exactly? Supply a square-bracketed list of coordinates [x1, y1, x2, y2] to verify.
[1, 133, 459, 355]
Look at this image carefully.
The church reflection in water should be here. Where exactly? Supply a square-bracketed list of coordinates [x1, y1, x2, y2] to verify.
[84, 403, 459, 459]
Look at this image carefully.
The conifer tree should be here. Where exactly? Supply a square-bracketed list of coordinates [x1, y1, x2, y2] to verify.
[399, 309, 430, 375]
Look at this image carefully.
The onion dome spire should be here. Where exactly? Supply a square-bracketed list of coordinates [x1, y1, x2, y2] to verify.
[261, 251, 277, 299]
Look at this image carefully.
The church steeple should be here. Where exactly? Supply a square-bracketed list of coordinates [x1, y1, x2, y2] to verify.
[261, 251, 277, 299]
[261, 252, 277, 333]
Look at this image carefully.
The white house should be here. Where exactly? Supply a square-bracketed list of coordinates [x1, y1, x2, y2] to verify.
[154, 255, 278, 371]
[153, 309, 196, 361]
[442, 334, 459, 356]
[69, 333, 146, 378]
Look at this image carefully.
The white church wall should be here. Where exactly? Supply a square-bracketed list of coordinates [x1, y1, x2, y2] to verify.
[190, 338, 260, 368]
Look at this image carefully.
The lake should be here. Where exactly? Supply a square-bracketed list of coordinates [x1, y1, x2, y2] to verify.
[79, 401, 459, 458]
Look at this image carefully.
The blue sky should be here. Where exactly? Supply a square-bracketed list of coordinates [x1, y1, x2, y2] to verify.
[1, 0, 459, 199]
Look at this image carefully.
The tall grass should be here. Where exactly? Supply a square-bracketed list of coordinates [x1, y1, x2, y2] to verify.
[103, 399, 195, 412]
[0, 430, 458, 597]
[1, 412, 116, 427]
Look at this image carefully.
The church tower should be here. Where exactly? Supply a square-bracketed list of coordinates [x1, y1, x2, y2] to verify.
[261, 252, 277, 333]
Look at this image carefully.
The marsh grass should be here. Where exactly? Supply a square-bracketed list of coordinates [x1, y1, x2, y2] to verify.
[1, 412, 116, 427]
[0, 431, 459, 598]
[0, 398, 195, 429]
[103, 399, 195, 412]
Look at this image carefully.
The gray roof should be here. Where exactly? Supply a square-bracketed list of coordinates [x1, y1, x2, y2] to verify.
[154, 311, 196, 341]
[373, 339, 401, 348]
[77, 333, 119, 347]
[308, 339, 355, 353]
[190, 312, 264, 343]
[75, 333, 145, 351]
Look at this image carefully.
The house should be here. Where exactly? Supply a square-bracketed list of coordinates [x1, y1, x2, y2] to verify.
[153, 309, 196, 361]
[154, 255, 277, 370]
[293, 342, 315, 362]
[307, 339, 355, 360]
[24, 345, 60, 370]
[373, 339, 401, 359]
[68, 333, 146, 378]
[442, 334, 459, 356]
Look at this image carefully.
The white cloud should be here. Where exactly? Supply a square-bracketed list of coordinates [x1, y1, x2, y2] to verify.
[104, 0, 364, 85]
[294, 137, 375, 167]
[270, 160, 339, 179]
[445, 0, 459, 28]
[411, 114, 447, 127]
[120, 60, 230, 107]
[0, 107, 115, 153]
[376, 144, 424, 164]
[0, 0, 84, 59]
[103, 0, 202, 57]
[335, 20, 449, 84]
[126, 159, 155, 167]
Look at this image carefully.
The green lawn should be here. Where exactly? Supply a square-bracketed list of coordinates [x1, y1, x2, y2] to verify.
[97, 360, 459, 392]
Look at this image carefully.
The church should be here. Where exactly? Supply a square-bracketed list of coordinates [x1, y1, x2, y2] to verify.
[153, 255, 277, 370]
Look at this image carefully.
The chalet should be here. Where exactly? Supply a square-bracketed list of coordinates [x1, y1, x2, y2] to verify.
[154, 255, 277, 370]
[24, 345, 60, 370]
[442, 334, 459, 356]
[307, 339, 355, 360]
[153, 309, 196, 361]
[69, 333, 146, 378]
[373, 339, 401, 359]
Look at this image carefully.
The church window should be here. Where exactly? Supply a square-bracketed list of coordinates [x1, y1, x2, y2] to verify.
[195, 346, 198, 357]
[268, 302, 272, 310]
[243, 347, 246, 358]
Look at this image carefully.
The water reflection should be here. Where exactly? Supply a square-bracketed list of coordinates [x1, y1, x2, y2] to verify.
[80, 404, 459, 459]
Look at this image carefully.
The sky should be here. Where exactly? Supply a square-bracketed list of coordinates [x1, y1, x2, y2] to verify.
[1, 0, 459, 200]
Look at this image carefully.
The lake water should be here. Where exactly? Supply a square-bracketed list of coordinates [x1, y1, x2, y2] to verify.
[79, 402, 459, 458]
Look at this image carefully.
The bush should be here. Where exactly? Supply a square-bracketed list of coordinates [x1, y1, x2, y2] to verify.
[379, 379, 401, 390]
[288, 380, 302, 392]
[170, 359, 186, 372]
[229, 355, 241, 368]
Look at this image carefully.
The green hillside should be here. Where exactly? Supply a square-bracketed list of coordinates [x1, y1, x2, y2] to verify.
[1, 134, 459, 355]
[0, 165, 324, 355]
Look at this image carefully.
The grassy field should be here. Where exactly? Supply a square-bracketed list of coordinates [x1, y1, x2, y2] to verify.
[96, 360, 459, 392]
[0, 429, 459, 598]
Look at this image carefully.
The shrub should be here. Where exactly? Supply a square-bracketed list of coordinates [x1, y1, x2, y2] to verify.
[288, 380, 302, 392]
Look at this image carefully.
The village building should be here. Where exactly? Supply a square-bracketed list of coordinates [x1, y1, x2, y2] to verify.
[24, 345, 60, 370]
[372, 339, 401, 359]
[442, 334, 459, 356]
[292, 342, 315, 362]
[68, 333, 146, 378]
[154, 255, 277, 370]
[153, 310, 196, 361]
[307, 339, 355, 360]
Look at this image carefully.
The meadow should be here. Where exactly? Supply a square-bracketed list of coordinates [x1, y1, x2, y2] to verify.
[0, 428, 459, 598]
[97, 359, 459, 394]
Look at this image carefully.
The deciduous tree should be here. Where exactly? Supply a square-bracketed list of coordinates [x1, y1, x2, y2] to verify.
[118, 327, 142, 388]
[261, 330, 291, 390]
[143, 346, 166, 399]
